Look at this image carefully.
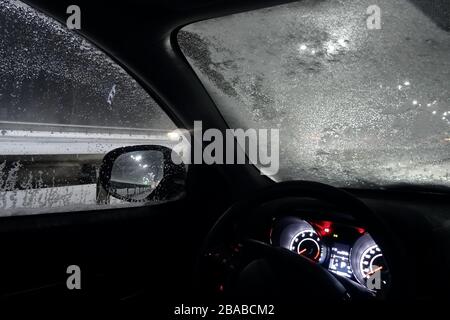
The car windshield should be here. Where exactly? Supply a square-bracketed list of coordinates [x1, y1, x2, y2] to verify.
[178, 0, 450, 190]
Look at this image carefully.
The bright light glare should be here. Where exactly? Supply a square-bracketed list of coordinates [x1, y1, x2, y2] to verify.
[326, 43, 336, 54]
[131, 154, 142, 162]
[167, 131, 181, 141]
[337, 38, 347, 47]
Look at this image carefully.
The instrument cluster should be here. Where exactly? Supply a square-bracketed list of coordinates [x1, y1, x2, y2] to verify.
[270, 217, 390, 292]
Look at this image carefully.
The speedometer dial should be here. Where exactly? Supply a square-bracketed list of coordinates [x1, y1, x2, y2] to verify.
[290, 230, 322, 262]
[360, 245, 387, 279]
[351, 234, 390, 292]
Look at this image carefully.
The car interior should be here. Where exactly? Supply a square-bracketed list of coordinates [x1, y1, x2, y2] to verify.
[0, 0, 449, 313]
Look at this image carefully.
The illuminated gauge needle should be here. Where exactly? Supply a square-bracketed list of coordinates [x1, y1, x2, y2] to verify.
[298, 248, 307, 255]
[365, 266, 383, 278]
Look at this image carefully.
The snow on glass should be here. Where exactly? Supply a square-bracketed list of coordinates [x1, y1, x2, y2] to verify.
[178, 0, 450, 189]
[0, 0, 175, 215]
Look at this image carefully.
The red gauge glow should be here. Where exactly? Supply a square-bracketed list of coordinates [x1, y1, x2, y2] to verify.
[356, 227, 366, 234]
[312, 220, 333, 236]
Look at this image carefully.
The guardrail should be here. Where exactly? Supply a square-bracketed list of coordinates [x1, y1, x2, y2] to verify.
[0, 121, 180, 155]
[0, 120, 175, 136]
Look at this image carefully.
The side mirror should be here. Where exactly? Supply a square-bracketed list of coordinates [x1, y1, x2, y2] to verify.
[98, 145, 186, 203]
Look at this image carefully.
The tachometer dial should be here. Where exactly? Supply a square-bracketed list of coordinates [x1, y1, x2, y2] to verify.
[290, 230, 322, 262]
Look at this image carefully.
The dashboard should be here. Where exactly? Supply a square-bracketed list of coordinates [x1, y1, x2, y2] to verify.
[201, 182, 450, 301]
[270, 217, 390, 292]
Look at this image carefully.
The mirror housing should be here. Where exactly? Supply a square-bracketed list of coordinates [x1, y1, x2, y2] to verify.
[98, 145, 186, 203]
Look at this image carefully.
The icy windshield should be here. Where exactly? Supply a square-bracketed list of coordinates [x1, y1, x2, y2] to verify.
[178, 0, 450, 189]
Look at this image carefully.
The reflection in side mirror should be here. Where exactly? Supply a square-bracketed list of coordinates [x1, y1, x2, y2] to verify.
[110, 150, 164, 201]
[98, 145, 186, 203]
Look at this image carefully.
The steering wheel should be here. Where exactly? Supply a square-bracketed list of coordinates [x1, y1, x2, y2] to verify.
[197, 181, 404, 303]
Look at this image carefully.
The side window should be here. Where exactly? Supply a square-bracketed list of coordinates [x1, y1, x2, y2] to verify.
[0, 1, 178, 216]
